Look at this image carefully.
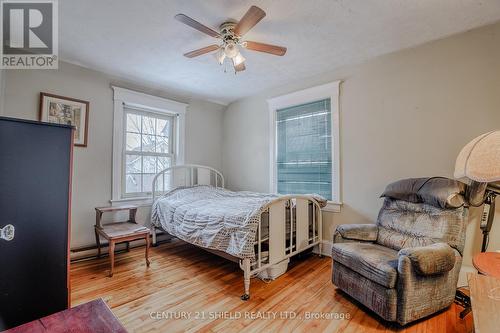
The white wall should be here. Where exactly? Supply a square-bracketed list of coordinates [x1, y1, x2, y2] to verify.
[222, 21, 500, 281]
[185, 99, 224, 169]
[3, 61, 226, 249]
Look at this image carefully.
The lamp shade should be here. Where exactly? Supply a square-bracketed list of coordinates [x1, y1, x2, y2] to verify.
[232, 52, 245, 66]
[215, 48, 226, 65]
[454, 130, 500, 183]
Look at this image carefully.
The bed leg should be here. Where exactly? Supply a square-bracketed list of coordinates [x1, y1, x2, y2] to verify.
[241, 258, 251, 301]
[152, 227, 157, 247]
[318, 241, 323, 258]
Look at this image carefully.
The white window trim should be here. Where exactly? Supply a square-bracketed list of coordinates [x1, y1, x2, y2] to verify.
[111, 86, 187, 205]
[267, 81, 342, 213]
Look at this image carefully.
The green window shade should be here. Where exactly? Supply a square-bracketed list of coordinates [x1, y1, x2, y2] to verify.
[276, 98, 332, 200]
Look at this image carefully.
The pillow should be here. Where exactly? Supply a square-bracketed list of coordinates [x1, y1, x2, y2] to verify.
[418, 177, 466, 208]
[380, 178, 427, 203]
[381, 177, 466, 209]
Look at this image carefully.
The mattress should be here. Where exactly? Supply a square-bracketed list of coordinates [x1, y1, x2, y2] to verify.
[151, 185, 326, 259]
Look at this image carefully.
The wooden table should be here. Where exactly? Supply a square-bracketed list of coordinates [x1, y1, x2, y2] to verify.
[473, 252, 500, 278]
[4, 299, 127, 333]
[95, 205, 150, 277]
[467, 273, 500, 333]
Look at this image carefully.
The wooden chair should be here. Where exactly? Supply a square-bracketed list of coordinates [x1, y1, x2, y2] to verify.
[94, 205, 150, 277]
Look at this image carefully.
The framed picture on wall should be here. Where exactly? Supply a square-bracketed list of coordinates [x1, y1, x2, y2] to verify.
[39, 92, 90, 147]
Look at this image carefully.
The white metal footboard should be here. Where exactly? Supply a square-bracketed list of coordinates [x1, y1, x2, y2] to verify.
[151, 165, 322, 301]
[239, 195, 323, 300]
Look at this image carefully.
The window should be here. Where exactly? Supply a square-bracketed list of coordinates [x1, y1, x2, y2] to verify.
[268, 81, 341, 211]
[111, 87, 187, 204]
[123, 108, 174, 197]
[276, 99, 332, 199]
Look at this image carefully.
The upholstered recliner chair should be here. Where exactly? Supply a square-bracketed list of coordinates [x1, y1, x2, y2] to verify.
[331, 177, 468, 325]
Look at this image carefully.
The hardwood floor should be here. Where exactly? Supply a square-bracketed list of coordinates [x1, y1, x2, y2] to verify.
[71, 240, 473, 333]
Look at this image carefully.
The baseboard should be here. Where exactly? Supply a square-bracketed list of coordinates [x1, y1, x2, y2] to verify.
[73, 238, 333, 260]
[70, 240, 142, 261]
[70, 232, 170, 261]
[313, 240, 332, 257]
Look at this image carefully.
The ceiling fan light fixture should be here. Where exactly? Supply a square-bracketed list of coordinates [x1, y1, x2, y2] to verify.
[176, 5, 286, 74]
[224, 42, 239, 58]
[215, 48, 226, 65]
[232, 52, 245, 66]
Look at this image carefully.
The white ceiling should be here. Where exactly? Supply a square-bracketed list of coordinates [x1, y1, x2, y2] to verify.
[60, 0, 500, 105]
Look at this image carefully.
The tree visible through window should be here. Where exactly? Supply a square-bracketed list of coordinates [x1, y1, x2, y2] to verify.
[123, 108, 174, 196]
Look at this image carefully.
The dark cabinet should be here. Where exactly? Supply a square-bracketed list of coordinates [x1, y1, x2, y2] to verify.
[0, 117, 73, 330]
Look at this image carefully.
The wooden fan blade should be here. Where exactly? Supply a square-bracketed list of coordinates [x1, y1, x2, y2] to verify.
[234, 6, 266, 36]
[234, 62, 246, 72]
[183, 45, 220, 58]
[175, 14, 220, 38]
[244, 41, 287, 56]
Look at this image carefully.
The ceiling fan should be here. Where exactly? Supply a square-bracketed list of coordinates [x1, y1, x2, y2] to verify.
[175, 5, 287, 73]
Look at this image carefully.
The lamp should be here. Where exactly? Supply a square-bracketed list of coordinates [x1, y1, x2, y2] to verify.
[214, 43, 246, 72]
[224, 42, 239, 58]
[454, 130, 500, 252]
[215, 48, 226, 65]
[232, 52, 245, 67]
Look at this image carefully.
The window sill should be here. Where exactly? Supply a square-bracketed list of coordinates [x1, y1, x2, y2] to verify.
[322, 201, 342, 213]
[109, 197, 342, 212]
[110, 196, 153, 207]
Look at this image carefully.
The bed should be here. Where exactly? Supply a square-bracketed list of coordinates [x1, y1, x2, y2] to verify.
[150, 164, 324, 300]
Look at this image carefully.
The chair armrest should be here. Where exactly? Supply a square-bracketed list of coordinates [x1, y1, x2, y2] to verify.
[333, 224, 378, 243]
[398, 243, 456, 276]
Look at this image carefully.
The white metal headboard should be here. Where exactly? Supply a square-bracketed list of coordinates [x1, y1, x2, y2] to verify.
[152, 164, 225, 202]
